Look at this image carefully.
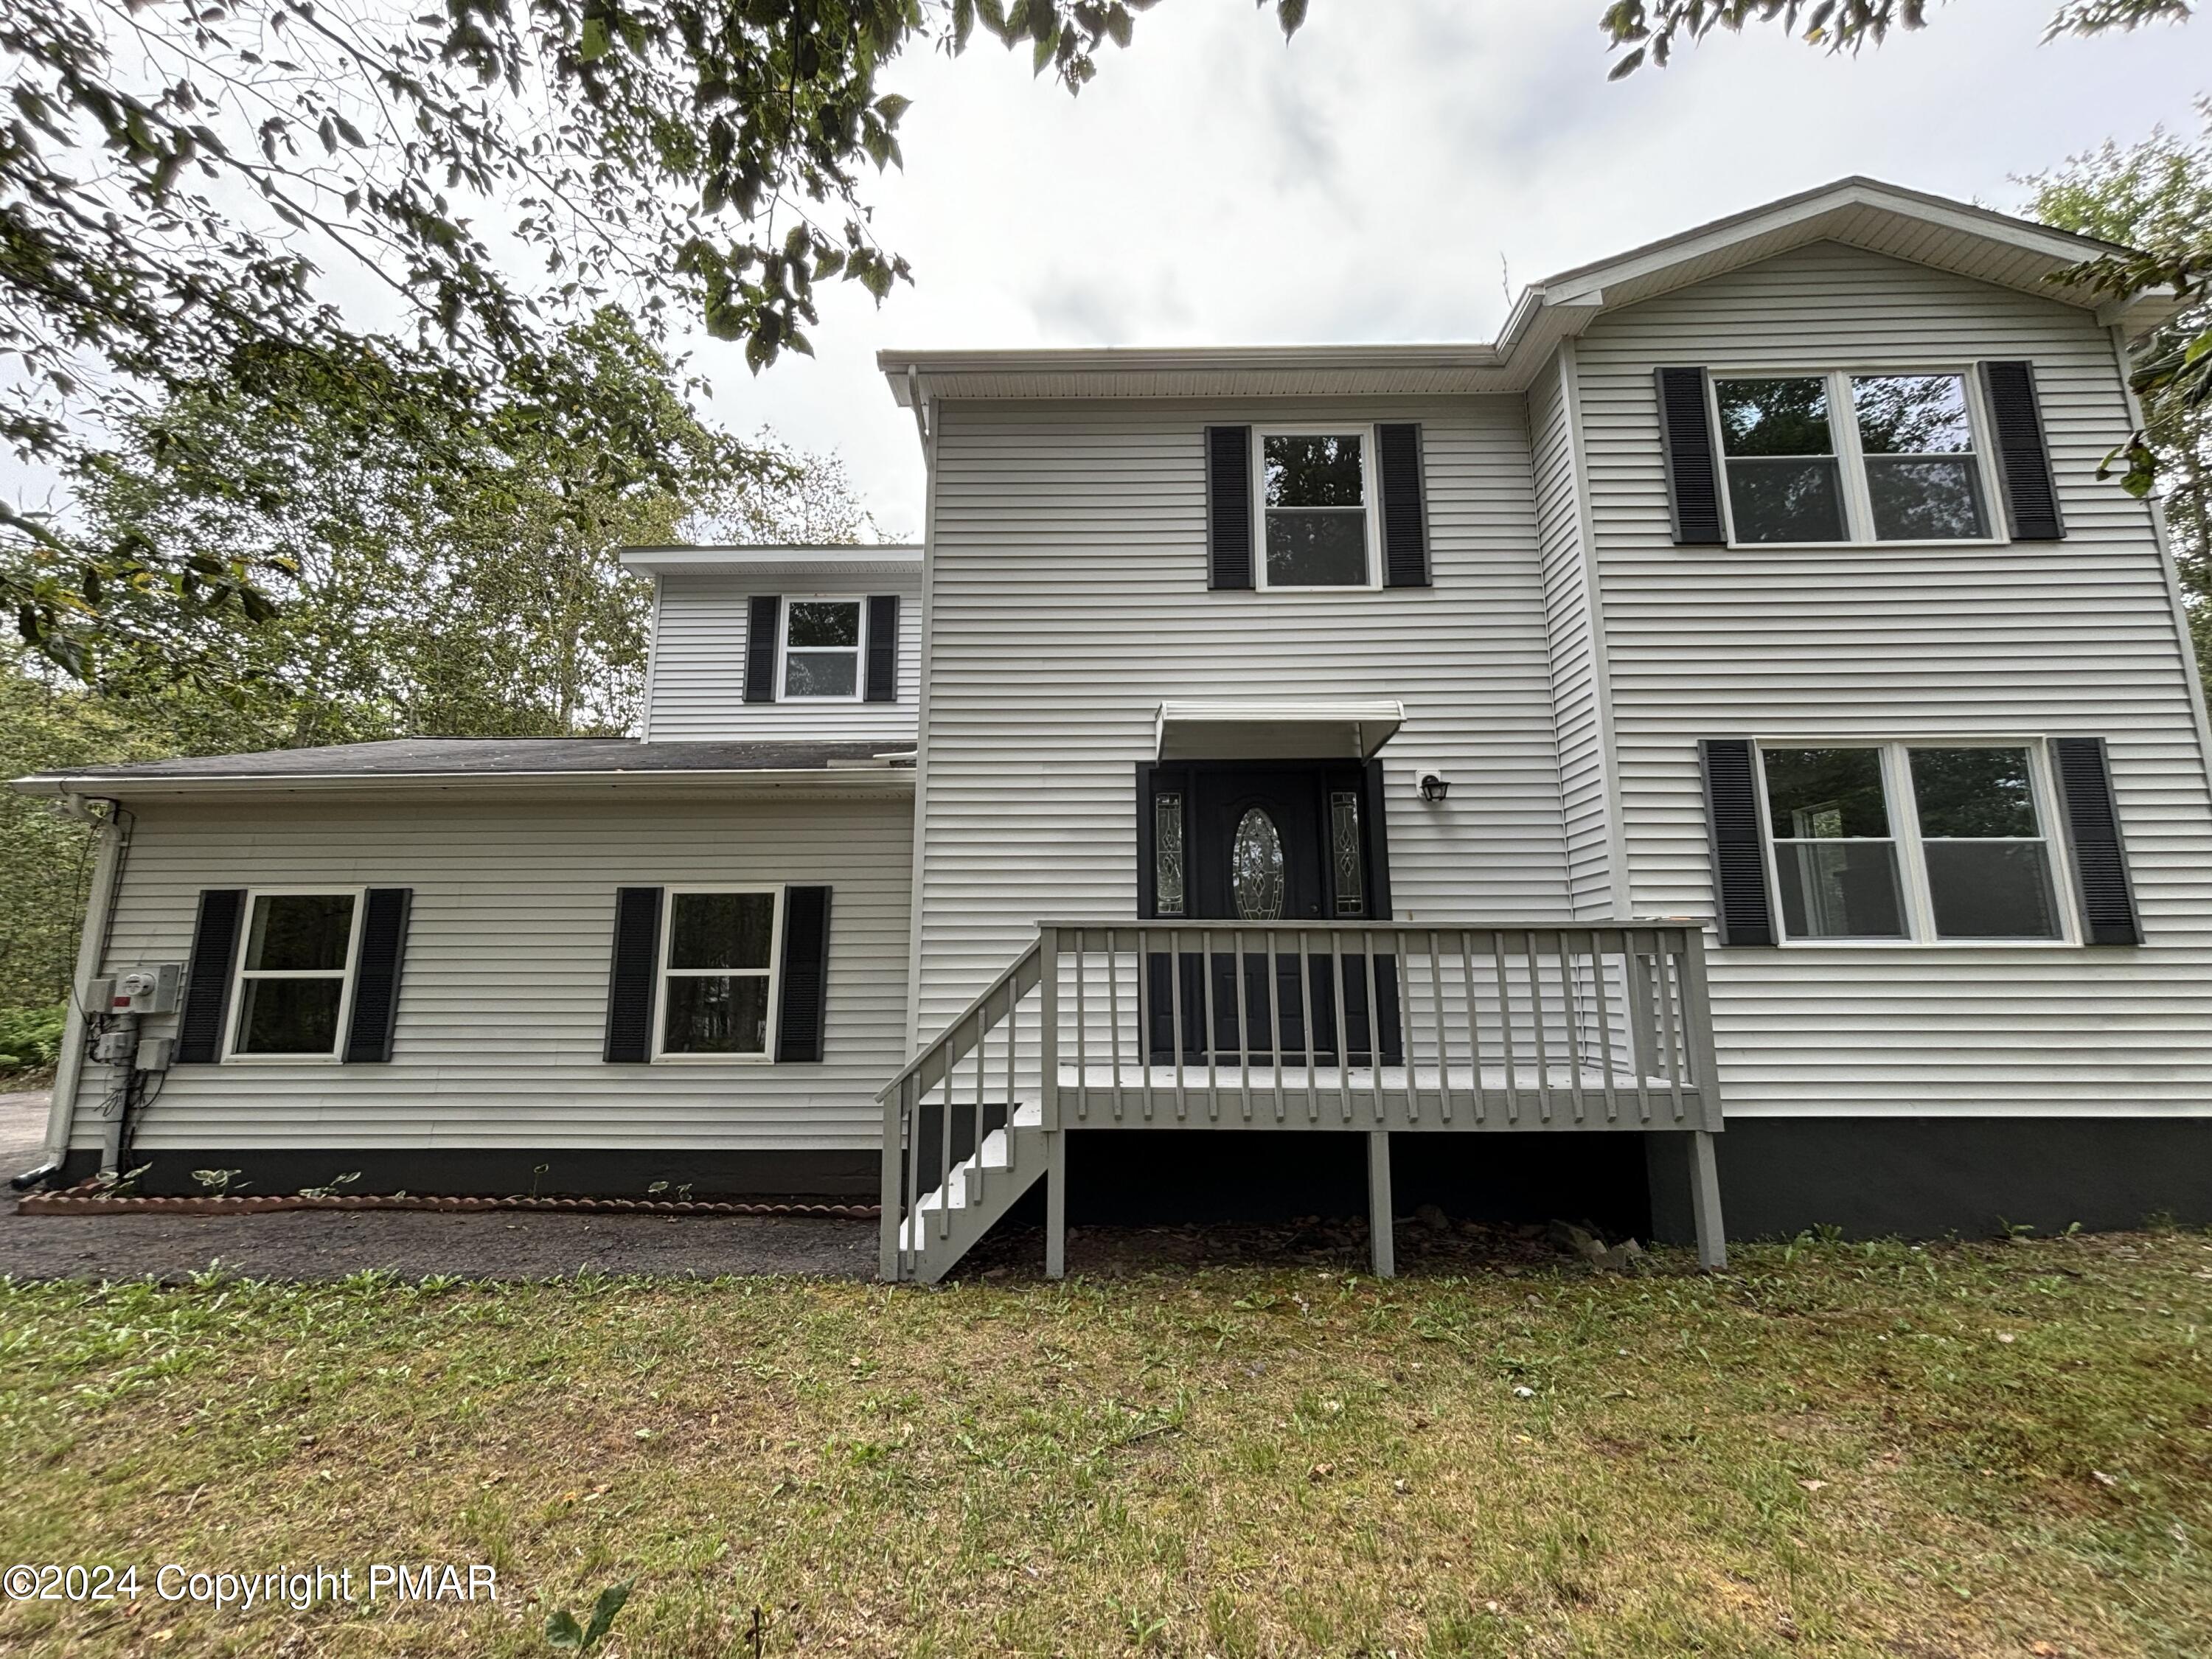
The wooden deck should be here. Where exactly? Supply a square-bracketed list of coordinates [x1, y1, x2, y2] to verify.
[878, 919, 1728, 1282]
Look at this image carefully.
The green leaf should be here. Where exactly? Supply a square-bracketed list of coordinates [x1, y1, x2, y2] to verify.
[546, 1609, 585, 1649]
[582, 1583, 630, 1649]
[873, 93, 911, 123]
[578, 16, 611, 61]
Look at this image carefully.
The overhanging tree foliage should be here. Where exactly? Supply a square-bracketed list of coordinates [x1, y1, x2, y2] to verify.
[1600, 0, 2193, 74]
[2, 0, 1307, 675]
[2025, 104, 2212, 675]
[0, 310, 872, 1010]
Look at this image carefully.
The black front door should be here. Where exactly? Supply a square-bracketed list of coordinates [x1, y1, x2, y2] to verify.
[1143, 761, 1399, 1063]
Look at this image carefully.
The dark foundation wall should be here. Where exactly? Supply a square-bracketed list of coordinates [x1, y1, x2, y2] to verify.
[1647, 1118, 2212, 1243]
[56, 1147, 879, 1201]
[1068, 1130, 1655, 1235]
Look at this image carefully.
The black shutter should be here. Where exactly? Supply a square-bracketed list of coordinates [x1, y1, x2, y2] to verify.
[776, 886, 833, 1062]
[1699, 740, 1775, 946]
[744, 595, 782, 702]
[175, 888, 246, 1062]
[1377, 423, 1431, 588]
[1206, 425, 1254, 591]
[1981, 361, 2064, 541]
[1656, 367, 1725, 546]
[865, 594, 899, 703]
[342, 888, 412, 1062]
[2052, 737, 2142, 945]
[604, 887, 664, 1062]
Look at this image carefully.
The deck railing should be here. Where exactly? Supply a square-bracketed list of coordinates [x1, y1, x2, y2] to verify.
[1042, 920, 1718, 1133]
[877, 920, 1721, 1278]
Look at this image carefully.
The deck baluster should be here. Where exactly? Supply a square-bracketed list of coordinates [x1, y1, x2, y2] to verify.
[1492, 932, 1520, 1125]
[1201, 925, 1220, 1122]
[1427, 930, 1450, 1123]
[1330, 931, 1352, 1123]
[1656, 940, 1686, 1124]
[1265, 929, 1284, 1122]
[1526, 932, 1554, 1124]
[1562, 932, 1586, 1126]
[1593, 931, 1621, 1124]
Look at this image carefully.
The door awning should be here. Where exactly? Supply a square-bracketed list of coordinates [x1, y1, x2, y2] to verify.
[1154, 699, 1405, 762]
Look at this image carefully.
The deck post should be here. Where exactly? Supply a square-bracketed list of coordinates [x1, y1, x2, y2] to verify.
[1688, 1129, 1727, 1270]
[879, 1078, 908, 1281]
[1045, 1129, 1068, 1279]
[1366, 1129, 1395, 1279]
[1041, 923, 1065, 1279]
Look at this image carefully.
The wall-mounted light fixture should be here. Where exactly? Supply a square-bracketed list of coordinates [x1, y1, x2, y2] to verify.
[1419, 774, 1451, 803]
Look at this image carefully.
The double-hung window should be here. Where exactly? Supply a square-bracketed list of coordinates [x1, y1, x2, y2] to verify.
[1714, 371, 1994, 545]
[779, 599, 864, 700]
[1759, 743, 2064, 942]
[658, 887, 782, 1058]
[229, 891, 361, 1057]
[1256, 429, 1377, 589]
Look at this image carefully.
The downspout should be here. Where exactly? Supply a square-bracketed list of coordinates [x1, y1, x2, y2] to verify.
[13, 794, 130, 1189]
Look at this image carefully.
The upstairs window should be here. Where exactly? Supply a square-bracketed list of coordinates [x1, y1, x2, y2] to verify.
[1258, 430, 1376, 589]
[1851, 374, 1990, 540]
[1759, 742, 2063, 942]
[1714, 371, 1994, 546]
[780, 599, 863, 700]
[229, 891, 361, 1057]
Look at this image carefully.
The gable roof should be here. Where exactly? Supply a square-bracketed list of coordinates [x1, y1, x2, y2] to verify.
[879, 178, 2177, 405]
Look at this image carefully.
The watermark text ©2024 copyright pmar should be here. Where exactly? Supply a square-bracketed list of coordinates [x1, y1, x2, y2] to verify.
[6, 1562, 497, 1610]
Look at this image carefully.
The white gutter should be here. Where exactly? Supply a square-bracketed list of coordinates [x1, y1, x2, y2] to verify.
[8, 766, 917, 800]
[617, 545, 921, 579]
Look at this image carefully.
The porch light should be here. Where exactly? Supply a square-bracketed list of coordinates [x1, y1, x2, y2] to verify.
[1419, 774, 1451, 803]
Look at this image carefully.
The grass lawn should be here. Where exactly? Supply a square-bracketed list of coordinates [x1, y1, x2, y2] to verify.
[1, 1230, 2209, 1658]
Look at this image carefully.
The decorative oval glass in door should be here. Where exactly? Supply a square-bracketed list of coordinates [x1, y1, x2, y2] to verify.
[1231, 807, 1287, 920]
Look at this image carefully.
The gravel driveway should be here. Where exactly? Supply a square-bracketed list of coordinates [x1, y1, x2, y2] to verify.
[0, 1087, 874, 1283]
[0, 1208, 876, 1282]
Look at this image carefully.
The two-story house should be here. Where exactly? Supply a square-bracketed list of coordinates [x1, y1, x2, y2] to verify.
[16, 179, 2211, 1282]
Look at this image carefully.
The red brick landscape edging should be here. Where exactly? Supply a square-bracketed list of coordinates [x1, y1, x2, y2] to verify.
[15, 1186, 878, 1220]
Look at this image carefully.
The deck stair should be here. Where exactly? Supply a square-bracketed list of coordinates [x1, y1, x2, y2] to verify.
[896, 1102, 1046, 1281]
[879, 940, 1049, 1283]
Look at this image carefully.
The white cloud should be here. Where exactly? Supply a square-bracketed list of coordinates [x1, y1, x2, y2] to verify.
[682, 0, 2211, 542]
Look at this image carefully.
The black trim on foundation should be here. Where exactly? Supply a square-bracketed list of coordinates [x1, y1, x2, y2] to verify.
[1646, 1117, 2212, 1242]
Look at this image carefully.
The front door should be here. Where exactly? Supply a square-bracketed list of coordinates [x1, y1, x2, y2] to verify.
[1144, 762, 1399, 1063]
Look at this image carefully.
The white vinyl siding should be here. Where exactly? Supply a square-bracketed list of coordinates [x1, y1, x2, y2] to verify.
[644, 571, 920, 741]
[1576, 239, 2212, 1116]
[68, 793, 914, 1152]
[1530, 345, 1621, 918]
[913, 395, 1568, 1037]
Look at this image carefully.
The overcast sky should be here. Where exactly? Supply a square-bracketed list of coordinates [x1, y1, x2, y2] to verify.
[689, 0, 2208, 542]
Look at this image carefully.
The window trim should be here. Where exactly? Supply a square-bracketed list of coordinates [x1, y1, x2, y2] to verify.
[222, 886, 366, 1063]
[652, 883, 786, 1063]
[777, 596, 867, 703]
[1708, 367, 2006, 551]
[1752, 738, 2079, 947]
[1251, 425, 1383, 593]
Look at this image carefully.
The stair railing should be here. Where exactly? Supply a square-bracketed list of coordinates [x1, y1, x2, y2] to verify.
[877, 939, 1043, 1281]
